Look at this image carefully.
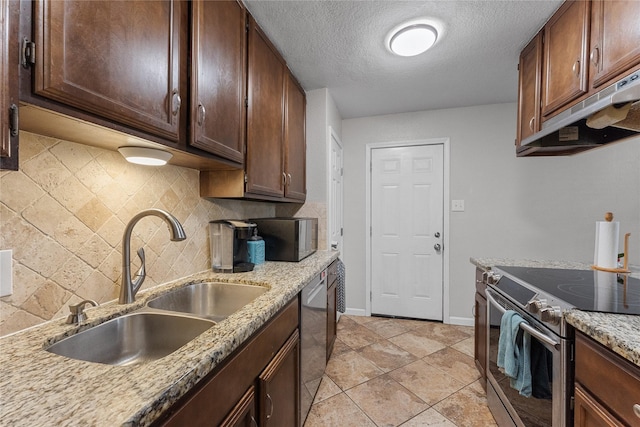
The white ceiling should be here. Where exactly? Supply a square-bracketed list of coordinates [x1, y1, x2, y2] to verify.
[244, 0, 563, 119]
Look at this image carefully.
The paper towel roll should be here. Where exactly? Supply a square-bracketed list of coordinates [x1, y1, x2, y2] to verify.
[594, 221, 619, 269]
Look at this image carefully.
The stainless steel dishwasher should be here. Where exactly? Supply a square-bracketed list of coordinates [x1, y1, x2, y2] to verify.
[300, 269, 327, 425]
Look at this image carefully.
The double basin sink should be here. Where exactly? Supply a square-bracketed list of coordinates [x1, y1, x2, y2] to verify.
[46, 282, 267, 366]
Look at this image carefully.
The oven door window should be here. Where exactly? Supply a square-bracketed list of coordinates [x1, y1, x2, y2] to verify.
[486, 290, 567, 427]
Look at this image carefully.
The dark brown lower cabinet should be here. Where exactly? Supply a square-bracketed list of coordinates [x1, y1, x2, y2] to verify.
[574, 331, 640, 426]
[154, 297, 299, 427]
[473, 267, 487, 387]
[220, 386, 257, 427]
[259, 330, 300, 426]
[327, 260, 338, 360]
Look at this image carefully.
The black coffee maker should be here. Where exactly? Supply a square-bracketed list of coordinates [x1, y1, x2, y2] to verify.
[209, 220, 257, 272]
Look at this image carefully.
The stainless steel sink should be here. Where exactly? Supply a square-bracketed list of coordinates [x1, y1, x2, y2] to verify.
[46, 312, 214, 366]
[147, 282, 267, 321]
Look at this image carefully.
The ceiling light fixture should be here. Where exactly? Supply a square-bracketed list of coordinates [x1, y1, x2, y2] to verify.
[388, 23, 438, 57]
[118, 146, 173, 166]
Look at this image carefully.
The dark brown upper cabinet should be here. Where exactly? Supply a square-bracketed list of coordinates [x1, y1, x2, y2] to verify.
[516, 31, 542, 147]
[541, 0, 590, 118]
[1, 0, 19, 171]
[28, 0, 187, 145]
[189, 0, 246, 165]
[588, 0, 640, 89]
[245, 15, 286, 199]
[284, 70, 306, 201]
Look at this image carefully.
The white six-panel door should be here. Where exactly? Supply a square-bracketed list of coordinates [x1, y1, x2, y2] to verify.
[370, 144, 444, 320]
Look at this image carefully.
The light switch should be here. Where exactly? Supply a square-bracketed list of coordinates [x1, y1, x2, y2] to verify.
[0, 249, 13, 297]
[452, 200, 465, 212]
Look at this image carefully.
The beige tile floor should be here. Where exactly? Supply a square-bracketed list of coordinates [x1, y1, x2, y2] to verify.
[304, 315, 498, 427]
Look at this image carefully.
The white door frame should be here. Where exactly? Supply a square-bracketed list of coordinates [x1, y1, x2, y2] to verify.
[327, 126, 343, 253]
[365, 138, 451, 323]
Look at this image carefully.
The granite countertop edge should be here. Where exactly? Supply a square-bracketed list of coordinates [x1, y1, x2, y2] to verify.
[0, 251, 338, 427]
[470, 257, 640, 367]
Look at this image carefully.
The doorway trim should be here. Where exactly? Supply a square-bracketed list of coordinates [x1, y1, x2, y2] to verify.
[365, 138, 451, 323]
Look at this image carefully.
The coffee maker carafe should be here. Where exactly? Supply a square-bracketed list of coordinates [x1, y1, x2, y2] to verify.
[210, 220, 257, 273]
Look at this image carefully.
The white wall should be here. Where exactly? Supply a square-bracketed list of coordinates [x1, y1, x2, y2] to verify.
[342, 103, 640, 321]
[305, 88, 342, 203]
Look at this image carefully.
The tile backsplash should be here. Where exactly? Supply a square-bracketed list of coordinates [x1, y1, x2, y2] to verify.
[0, 132, 277, 336]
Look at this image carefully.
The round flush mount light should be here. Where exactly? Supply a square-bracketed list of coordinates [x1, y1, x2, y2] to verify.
[387, 22, 439, 57]
[118, 146, 173, 166]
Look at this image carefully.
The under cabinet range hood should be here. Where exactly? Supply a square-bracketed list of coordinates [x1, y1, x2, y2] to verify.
[518, 70, 640, 156]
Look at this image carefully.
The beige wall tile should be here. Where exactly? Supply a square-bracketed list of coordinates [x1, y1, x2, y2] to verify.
[1, 132, 274, 336]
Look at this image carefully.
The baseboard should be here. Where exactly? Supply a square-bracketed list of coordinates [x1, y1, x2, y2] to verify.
[448, 316, 474, 327]
[344, 308, 366, 317]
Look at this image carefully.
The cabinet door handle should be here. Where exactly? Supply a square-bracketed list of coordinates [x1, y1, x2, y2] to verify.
[472, 304, 476, 317]
[282, 172, 287, 185]
[171, 90, 181, 116]
[266, 393, 273, 420]
[251, 416, 258, 427]
[634, 403, 640, 418]
[590, 47, 600, 67]
[528, 117, 535, 132]
[287, 173, 292, 186]
[572, 60, 580, 77]
[197, 104, 206, 126]
[9, 104, 19, 137]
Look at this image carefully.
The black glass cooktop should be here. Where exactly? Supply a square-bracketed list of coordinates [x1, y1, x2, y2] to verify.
[494, 265, 640, 316]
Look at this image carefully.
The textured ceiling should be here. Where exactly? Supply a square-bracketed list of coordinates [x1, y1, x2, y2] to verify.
[244, 0, 563, 119]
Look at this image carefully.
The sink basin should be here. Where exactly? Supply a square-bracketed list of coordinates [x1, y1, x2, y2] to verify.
[147, 282, 267, 321]
[46, 312, 214, 366]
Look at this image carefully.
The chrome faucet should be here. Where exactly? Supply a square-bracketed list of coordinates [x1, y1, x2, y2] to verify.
[120, 209, 186, 304]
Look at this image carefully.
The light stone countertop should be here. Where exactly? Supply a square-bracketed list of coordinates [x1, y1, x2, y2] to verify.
[470, 257, 640, 367]
[0, 251, 338, 427]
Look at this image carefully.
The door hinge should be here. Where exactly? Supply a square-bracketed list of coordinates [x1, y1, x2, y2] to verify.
[340, 227, 343, 236]
[340, 167, 343, 176]
[9, 104, 19, 138]
[21, 38, 35, 69]
[370, 226, 372, 236]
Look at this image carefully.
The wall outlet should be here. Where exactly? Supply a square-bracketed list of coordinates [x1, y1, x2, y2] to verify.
[452, 200, 465, 212]
[0, 249, 13, 297]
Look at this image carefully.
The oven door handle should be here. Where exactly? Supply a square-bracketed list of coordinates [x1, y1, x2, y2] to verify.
[485, 289, 560, 350]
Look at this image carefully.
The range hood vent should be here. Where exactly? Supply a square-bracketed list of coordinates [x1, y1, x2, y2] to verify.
[518, 70, 640, 156]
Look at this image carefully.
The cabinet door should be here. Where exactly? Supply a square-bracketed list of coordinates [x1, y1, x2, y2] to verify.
[574, 385, 624, 427]
[589, 0, 640, 89]
[516, 32, 542, 146]
[190, 0, 245, 164]
[259, 329, 300, 427]
[284, 71, 306, 201]
[542, 0, 590, 117]
[327, 281, 337, 360]
[246, 16, 285, 198]
[474, 290, 487, 385]
[32, 0, 186, 143]
[220, 386, 258, 427]
[1, 0, 18, 171]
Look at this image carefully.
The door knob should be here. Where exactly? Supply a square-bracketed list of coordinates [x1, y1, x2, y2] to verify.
[434, 243, 442, 252]
[434, 232, 440, 238]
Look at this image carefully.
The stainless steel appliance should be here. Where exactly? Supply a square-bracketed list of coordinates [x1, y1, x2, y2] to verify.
[483, 266, 640, 427]
[209, 220, 257, 273]
[300, 269, 327, 424]
[250, 217, 318, 262]
[519, 70, 640, 155]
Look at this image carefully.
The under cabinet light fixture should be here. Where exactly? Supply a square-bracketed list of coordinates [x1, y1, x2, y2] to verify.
[387, 22, 439, 57]
[118, 146, 172, 166]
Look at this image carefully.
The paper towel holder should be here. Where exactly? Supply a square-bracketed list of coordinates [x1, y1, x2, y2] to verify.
[592, 231, 631, 273]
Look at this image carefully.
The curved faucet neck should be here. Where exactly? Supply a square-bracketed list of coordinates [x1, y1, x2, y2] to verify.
[120, 209, 186, 304]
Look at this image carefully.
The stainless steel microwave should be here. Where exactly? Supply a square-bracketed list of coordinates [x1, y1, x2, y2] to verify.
[249, 217, 318, 262]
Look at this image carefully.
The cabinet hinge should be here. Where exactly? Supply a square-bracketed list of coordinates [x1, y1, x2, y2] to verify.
[9, 104, 19, 138]
[21, 38, 35, 68]
[570, 396, 574, 411]
[245, 97, 248, 108]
